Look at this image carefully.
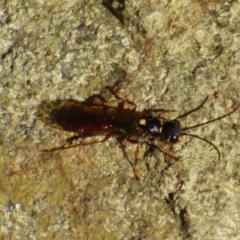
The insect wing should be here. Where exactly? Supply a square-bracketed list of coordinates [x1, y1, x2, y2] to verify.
[37, 100, 115, 134]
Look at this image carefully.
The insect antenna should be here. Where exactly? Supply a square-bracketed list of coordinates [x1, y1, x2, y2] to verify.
[175, 96, 209, 120]
[180, 105, 239, 161]
[181, 106, 239, 131]
[180, 133, 220, 161]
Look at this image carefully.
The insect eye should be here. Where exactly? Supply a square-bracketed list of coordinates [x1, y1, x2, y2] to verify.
[138, 118, 160, 134]
[169, 135, 179, 143]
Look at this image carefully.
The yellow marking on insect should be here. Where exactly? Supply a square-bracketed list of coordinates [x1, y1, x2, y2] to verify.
[139, 119, 146, 126]
[158, 127, 162, 133]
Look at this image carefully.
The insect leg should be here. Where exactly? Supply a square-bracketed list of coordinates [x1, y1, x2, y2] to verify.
[43, 134, 112, 152]
[106, 85, 138, 119]
[155, 141, 180, 161]
[117, 138, 140, 180]
[125, 138, 145, 180]
[105, 85, 137, 111]
[133, 144, 141, 180]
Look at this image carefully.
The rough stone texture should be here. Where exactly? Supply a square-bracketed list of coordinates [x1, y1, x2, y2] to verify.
[1, 0, 240, 239]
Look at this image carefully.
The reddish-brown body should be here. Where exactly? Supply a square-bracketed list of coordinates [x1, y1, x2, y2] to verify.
[37, 88, 238, 179]
[37, 99, 153, 139]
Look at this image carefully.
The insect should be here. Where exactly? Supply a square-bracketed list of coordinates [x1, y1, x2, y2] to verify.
[37, 86, 238, 180]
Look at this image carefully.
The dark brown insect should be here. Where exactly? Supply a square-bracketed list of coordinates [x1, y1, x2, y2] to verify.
[37, 86, 238, 179]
